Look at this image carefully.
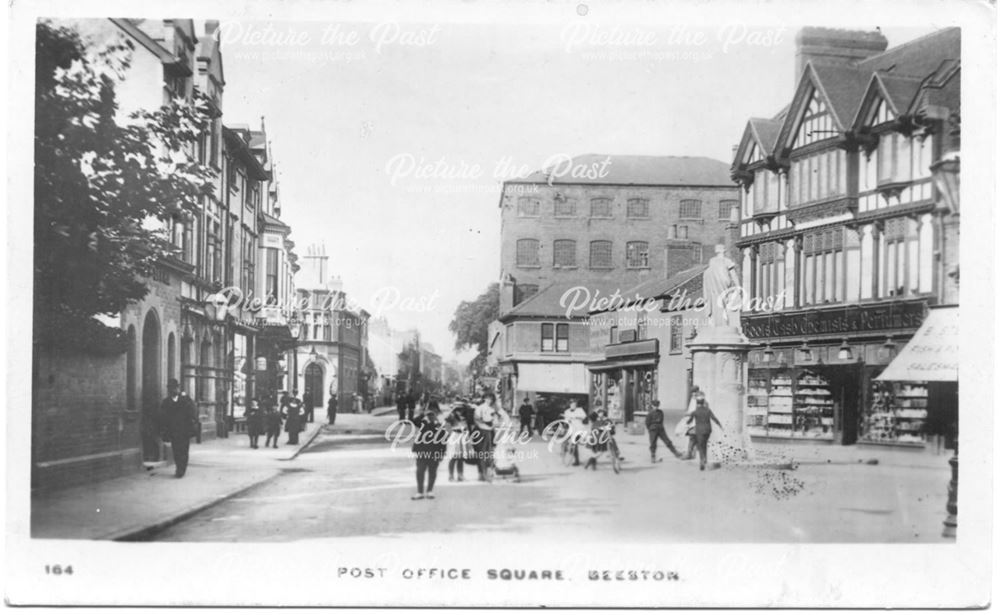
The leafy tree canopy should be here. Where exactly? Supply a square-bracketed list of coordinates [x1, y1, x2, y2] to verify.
[35, 21, 216, 354]
[448, 282, 499, 371]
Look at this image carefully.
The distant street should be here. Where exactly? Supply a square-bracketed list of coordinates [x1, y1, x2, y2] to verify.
[151, 411, 951, 543]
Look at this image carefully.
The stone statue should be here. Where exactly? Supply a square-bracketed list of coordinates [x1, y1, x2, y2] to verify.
[703, 244, 741, 329]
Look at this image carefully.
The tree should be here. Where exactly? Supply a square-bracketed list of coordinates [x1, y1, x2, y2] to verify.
[449, 283, 500, 370]
[34, 21, 216, 354]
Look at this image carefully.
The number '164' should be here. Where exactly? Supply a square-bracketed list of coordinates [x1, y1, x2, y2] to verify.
[45, 565, 73, 575]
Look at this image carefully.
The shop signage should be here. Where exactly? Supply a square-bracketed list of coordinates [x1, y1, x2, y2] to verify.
[606, 339, 658, 359]
[742, 300, 928, 340]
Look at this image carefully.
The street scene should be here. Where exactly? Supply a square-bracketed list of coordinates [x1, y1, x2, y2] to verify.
[13, 3, 990, 608]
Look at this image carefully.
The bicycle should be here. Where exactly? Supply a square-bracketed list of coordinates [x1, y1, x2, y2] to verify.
[607, 433, 622, 474]
[561, 436, 579, 466]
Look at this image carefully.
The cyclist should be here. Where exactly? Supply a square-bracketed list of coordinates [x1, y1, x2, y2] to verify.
[582, 408, 615, 470]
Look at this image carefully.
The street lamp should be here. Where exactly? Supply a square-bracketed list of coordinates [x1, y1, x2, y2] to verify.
[798, 341, 812, 362]
[837, 339, 853, 361]
[930, 126, 960, 539]
[762, 344, 774, 363]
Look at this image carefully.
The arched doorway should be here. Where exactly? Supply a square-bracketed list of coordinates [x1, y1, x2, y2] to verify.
[141, 310, 162, 461]
[305, 363, 324, 408]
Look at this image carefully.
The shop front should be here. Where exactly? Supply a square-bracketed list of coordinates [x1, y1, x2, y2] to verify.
[588, 339, 659, 425]
[514, 362, 589, 426]
[742, 299, 932, 446]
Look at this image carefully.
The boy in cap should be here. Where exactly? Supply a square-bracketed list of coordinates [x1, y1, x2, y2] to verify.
[644, 399, 683, 463]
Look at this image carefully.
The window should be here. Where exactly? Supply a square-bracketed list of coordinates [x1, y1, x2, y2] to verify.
[636, 314, 647, 340]
[206, 220, 220, 283]
[242, 233, 255, 295]
[691, 242, 703, 263]
[669, 315, 683, 353]
[589, 240, 613, 269]
[627, 198, 649, 218]
[554, 197, 577, 217]
[590, 197, 612, 218]
[626, 242, 650, 268]
[679, 199, 702, 219]
[754, 242, 787, 311]
[541, 323, 554, 352]
[877, 132, 915, 186]
[556, 324, 569, 352]
[879, 217, 922, 298]
[677, 225, 689, 240]
[719, 199, 738, 221]
[609, 325, 618, 344]
[515, 239, 540, 267]
[553, 240, 576, 267]
[792, 150, 846, 206]
[801, 229, 844, 305]
[265, 248, 279, 300]
[517, 197, 540, 217]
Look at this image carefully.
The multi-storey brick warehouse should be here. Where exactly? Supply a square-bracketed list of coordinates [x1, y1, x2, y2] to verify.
[498, 155, 739, 314]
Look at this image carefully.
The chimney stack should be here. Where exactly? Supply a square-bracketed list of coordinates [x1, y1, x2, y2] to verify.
[795, 27, 888, 85]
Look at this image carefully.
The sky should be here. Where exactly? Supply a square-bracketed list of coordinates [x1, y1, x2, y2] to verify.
[218, 18, 937, 363]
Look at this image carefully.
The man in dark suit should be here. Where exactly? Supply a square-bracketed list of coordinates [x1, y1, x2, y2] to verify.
[158, 378, 199, 478]
[302, 389, 314, 423]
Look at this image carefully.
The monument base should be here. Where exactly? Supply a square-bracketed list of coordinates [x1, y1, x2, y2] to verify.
[688, 325, 756, 466]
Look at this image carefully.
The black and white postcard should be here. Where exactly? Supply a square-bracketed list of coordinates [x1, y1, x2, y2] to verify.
[4, 0, 995, 608]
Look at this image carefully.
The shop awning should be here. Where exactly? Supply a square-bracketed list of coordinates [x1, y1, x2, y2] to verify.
[517, 362, 589, 394]
[876, 306, 958, 382]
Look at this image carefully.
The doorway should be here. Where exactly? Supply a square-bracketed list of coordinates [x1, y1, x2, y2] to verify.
[305, 362, 324, 408]
[814, 364, 862, 445]
[141, 310, 162, 461]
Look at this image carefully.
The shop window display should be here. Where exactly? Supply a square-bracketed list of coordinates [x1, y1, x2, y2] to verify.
[794, 370, 835, 439]
[744, 368, 833, 440]
[862, 380, 928, 445]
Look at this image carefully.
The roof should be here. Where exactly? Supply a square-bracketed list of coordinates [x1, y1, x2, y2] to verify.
[620, 264, 707, 306]
[876, 74, 925, 115]
[509, 155, 734, 187]
[771, 27, 961, 156]
[857, 27, 961, 78]
[262, 212, 291, 232]
[748, 118, 783, 156]
[502, 278, 627, 320]
[811, 63, 869, 129]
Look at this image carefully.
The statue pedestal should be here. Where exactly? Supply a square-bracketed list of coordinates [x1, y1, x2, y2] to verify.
[688, 325, 755, 466]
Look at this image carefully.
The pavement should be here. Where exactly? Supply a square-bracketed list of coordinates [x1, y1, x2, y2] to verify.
[30, 419, 327, 541]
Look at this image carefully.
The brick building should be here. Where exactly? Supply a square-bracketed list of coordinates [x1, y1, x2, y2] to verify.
[32, 19, 300, 490]
[731, 28, 960, 447]
[294, 246, 369, 412]
[491, 155, 739, 411]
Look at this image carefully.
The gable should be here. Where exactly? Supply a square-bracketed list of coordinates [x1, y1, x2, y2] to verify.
[791, 88, 835, 149]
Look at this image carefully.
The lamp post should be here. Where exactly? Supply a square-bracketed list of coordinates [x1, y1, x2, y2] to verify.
[932, 134, 960, 539]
